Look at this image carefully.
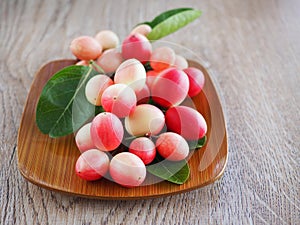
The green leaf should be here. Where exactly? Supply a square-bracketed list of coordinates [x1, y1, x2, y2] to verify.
[36, 65, 99, 138]
[139, 8, 193, 28]
[147, 157, 190, 184]
[146, 8, 201, 41]
[187, 136, 207, 150]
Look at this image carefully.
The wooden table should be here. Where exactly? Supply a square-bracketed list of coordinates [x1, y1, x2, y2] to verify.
[1, 0, 299, 224]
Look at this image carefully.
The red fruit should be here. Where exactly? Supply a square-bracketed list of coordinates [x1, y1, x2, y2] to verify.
[151, 68, 189, 108]
[146, 70, 159, 89]
[90, 112, 124, 151]
[121, 33, 152, 63]
[75, 149, 110, 181]
[165, 106, 207, 140]
[183, 67, 205, 97]
[75, 123, 95, 153]
[101, 83, 137, 118]
[150, 46, 176, 71]
[156, 132, 189, 161]
[135, 84, 150, 104]
[109, 152, 146, 187]
[129, 137, 156, 165]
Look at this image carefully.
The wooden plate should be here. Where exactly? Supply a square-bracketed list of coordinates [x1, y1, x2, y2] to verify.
[17, 59, 228, 199]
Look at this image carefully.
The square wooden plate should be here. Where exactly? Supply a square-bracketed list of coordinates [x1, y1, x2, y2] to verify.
[17, 59, 227, 199]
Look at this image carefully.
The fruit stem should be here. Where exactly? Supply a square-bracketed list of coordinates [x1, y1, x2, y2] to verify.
[89, 60, 105, 74]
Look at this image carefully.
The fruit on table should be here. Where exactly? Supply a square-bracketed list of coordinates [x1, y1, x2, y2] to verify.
[124, 104, 165, 137]
[129, 137, 156, 165]
[90, 112, 124, 151]
[114, 58, 146, 92]
[75, 149, 110, 181]
[165, 105, 207, 140]
[156, 132, 189, 161]
[183, 67, 205, 97]
[101, 83, 137, 118]
[85, 74, 113, 106]
[121, 33, 152, 63]
[109, 152, 147, 187]
[70, 36, 102, 60]
[146, 70, 159, 89]
[75, 122, 95, 153]
[95, 30, 119, 50]
[150, 46, 176, 71]
[151, 68, 189, 108]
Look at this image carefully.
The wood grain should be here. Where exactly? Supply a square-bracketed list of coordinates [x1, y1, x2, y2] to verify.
[1, 0, 299, 224]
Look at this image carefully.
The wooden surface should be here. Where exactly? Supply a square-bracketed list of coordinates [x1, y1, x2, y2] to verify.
[17, 59, 227, 199]
[1, 0, 299, 224]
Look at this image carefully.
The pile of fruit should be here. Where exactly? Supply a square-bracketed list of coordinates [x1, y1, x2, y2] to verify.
[36, 8, 207, 187]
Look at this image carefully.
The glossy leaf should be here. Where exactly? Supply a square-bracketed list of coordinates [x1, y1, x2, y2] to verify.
[147, 157, 190, 184]
[36, 65, 99, 138]
[146, 8, 201, 41]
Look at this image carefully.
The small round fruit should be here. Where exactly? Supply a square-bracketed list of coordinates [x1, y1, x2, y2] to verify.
[150, 46, 175, 71]
[85, 75, 113, 106]
[146, 70, 159, 89]
[130, 24, 152, 36]
[70, 36, 102, 60]
[95, 30, 119, 50]
[91, 112, 124, 151]
[121, 33, 152, 63]
[75, 149, 110, 181]
[173, 54, 188, 70]
[165, 105, 207, 140]
[110, 152, 146, 187]
[101, 83, 137, 118]
[125, 104, 165, 136]
[75, 123, 95, 153]
[156, 132, 189, 161]
[95, 48, 123, 73]
[114, 58, 146, 92]
[151, 68, 189, 108]
[135, 84, 150, 104]
[183, 67, 205, 97]
[129, 137, 156, 165]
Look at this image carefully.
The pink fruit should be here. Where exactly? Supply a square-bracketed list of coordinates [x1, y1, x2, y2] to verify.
[85, 75, 113, 106]
[150, 46, 175, 71]
[90, 112, 124, 151]
[156, 132, 189, 161]
[146, 70, 159, 89]
[75, 149, 110, 181]
[130, 24, 152, 36]
[165, 106, 207, 140]
[95, 48, 123, 73]
[75, 123, 95, 153]
[183, 67, 205, 97]
[76, 60, 89, 66]
[173, 54, 188, 70]
[151, 68, 189, 108]
[70, 36, 102, 60]
[109, 152, 146, 187]
[129, 137, 156, 165]
[101, 83, 137, 118]
[121, 33, 152, 63]
[114, 58, 146, 92]
[95, 30, 119, 50]
[135, 84, 150, 104]
[125, 104, 165, 137]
